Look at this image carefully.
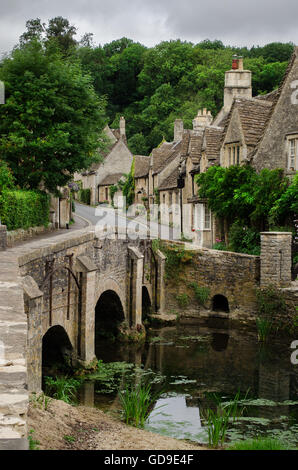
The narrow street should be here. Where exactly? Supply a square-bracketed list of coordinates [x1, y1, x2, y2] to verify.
[75, 202, 183, 241]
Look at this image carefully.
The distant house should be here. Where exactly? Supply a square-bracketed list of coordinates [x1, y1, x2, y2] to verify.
[74, 117, 133, 205]
[134, 155, 150, 204]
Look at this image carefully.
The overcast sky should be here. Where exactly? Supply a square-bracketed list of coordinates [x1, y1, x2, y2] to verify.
[0, 0, 297, 55]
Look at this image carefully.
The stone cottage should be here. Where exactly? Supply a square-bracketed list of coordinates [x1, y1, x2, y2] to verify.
[74, 117, 133, 205]
[134, 155, 150, 205]
[147, 47, 297, 247]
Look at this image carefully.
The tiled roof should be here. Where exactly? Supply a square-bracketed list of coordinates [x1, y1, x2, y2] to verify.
[98, 173, 124, 186]
[158, 167, 179, 190]
[203, 127, 223, 162]
[251, 46, 298, 158]
[221, 98, 273, 149]
[152, 141, 181, 175]
[134, 155, 150, 178]
[188, 132, 203, 163]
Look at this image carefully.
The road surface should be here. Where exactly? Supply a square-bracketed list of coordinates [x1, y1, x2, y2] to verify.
[75, 202, 182, 241]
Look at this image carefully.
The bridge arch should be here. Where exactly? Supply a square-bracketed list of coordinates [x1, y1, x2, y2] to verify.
[142, 245, 158, 312]
[42, 324, 74, 375]
[142, 285, 152, 321]
[95, 288, 125, 347]
[212, 294, 230, 313]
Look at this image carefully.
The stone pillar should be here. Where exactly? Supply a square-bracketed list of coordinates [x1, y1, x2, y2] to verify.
[155, 249, 166, 314]
[260, 232, 292, 288]
[0, 225, 7, 251]
[59, 198, 70, 228]
[128, 247, 144, 326]
[23, 276, 44, 393]
[75, 255, 97, 364]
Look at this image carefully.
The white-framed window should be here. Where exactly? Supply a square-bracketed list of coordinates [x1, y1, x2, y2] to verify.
[204, 206, 211, 230]
[288, 137, 298, 171]
[194, 203, 211, 230]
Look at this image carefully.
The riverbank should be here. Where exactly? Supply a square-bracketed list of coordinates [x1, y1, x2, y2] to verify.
[28, 397, 206, 450]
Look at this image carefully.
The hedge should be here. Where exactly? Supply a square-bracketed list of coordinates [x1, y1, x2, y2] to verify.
[0, 190, 50, 231]
[78, 188, 91, 205]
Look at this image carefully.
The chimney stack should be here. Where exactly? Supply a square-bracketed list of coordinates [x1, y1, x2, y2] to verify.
[224, 55, 252, 112]
[193, 109, 213, 131]
[174, 119, 184, 142]
[120, 116, 126, 138]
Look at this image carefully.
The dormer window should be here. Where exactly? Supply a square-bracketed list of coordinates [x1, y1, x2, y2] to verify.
[287, 136, 298, 171]
[226, 143, 241, 166]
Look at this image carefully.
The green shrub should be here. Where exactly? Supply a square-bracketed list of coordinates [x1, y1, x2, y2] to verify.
[190, 283, 210, 306]
[255, 285, 293, 336]
[152, 240, 193, 280]
[0, 160, 15, 192]
[228, 220, 260, 255]
[0, 190, 50, 230]
[44, 376, 82, 404]
[212, 241, 228, 251]
[176, 293, 189, 307]
[78, 188, 91, 205]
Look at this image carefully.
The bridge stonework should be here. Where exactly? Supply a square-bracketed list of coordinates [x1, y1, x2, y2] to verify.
[0, 228, 294, 449]
[15, 228, 164, 394]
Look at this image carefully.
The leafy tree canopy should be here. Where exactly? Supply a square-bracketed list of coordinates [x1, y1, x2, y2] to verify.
[0, 40, 108, 193]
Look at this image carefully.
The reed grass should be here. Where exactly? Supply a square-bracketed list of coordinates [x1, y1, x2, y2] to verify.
[118, 381, 163, 428]
[256, 317, 272, 342]
[203, 390, 247, 448]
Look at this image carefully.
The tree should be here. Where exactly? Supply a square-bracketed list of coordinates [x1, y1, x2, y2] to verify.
[46, 16, 77, 53]
[19, 18, 45, 45]
[0, 40, 108, 193]
[103, 38, 134, 57]
[19, 16, 77, 54]
[0, 160, 15, 193]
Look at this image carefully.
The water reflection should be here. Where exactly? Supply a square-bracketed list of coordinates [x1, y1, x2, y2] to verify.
[87, 323, 298, 445]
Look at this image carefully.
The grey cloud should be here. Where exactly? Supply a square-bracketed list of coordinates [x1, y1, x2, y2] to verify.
[0, 0, 297, 56]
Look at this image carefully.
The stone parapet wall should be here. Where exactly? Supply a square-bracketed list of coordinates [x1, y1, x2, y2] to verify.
[6, 223, 55, 248]
[0, 251, 28, 450]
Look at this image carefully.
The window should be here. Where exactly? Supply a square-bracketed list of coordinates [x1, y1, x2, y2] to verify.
[226, 143, 241, 167]
[288, 138, 298, 170]
[204, 206, 211, 230]
[194, 204, 211, 230]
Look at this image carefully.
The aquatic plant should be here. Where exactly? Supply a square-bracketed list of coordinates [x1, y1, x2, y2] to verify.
[203, 390, 247, 448]
[227, 437, 289, 450]
[256, 317, 272, 342]
[118, 381, 164, 428]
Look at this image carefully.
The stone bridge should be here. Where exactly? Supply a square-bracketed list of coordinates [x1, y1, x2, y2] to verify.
[0, 226, 166, 447]
[0, 228, 296, 449]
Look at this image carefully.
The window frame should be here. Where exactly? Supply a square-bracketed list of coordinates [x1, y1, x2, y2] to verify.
[287, 135, 298, 171]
